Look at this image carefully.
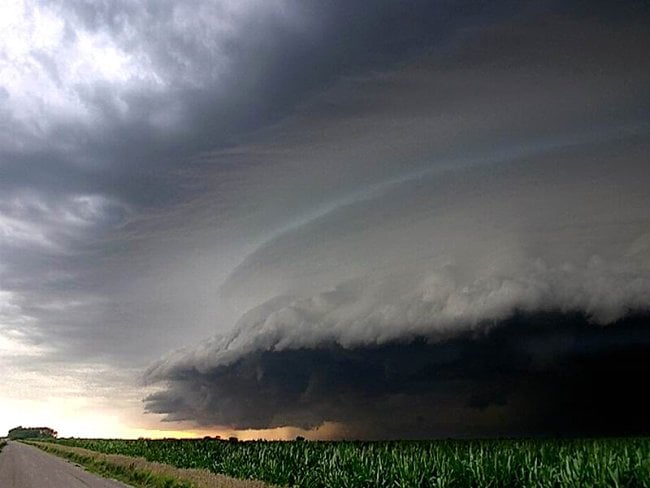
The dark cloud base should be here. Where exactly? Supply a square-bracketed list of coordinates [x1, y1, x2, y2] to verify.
[145, 311, 650, 439]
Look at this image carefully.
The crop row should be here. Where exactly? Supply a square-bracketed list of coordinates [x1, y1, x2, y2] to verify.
[52, 437, 650, 487]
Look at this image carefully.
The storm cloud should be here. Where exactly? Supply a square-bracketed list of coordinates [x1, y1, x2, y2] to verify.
[1, 0, 649, 437]
[145, 311, 650, 438]
[144, 137, 650, 435]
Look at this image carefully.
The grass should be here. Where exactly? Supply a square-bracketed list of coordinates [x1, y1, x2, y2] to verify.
[0, 440, 6, 452]
[48, 437, 650, 487]
[26, 441, 271, 488]
[26, 441, 193, 488]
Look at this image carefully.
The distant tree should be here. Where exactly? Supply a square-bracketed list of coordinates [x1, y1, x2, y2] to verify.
[202, 435, 222, 440]
[295, 436, 305, 441]
[8, 426, 57, 440]
[228, 436, 238, 443]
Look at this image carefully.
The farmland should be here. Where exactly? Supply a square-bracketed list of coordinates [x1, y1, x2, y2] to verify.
[48, 437, 650, 487]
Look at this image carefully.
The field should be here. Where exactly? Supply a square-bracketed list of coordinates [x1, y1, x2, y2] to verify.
[47, 437, 650, 487]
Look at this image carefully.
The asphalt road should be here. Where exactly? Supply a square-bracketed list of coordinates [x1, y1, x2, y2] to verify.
[0, 441, 131, 488]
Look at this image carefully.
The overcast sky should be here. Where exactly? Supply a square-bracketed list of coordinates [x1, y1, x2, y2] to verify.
[1, 0, 649, 439]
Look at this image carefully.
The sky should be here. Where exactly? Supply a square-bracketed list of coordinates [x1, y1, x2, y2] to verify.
[1, 0, 649, 439]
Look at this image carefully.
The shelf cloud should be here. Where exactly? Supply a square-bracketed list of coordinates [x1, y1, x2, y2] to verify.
[145, 137, 650, 435]
[1, 0, 649, 437]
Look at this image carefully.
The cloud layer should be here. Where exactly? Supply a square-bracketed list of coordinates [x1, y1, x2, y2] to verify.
[145, 311, 650, 438]
[145, 136, 650, 434]
[1, 0, 649, 437]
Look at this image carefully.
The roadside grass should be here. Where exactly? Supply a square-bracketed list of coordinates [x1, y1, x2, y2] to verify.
[25, 441, 192, 488]
[25, 441, 272, 488]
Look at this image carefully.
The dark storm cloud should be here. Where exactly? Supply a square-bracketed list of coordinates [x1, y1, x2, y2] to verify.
[0, 0, 566, 366]
[1, 0, 649, 436]
[145, 311, 650, 438]
[8, 0, 520, 362]
[145, 135, 650, 435]
[2, 0, 529, 204]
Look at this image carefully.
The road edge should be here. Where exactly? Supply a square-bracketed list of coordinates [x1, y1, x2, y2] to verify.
[23, 441, 187, 488]
[25, 441, 273, 488]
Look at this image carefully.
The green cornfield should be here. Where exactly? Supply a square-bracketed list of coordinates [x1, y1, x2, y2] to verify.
[52, 437, 650, 487]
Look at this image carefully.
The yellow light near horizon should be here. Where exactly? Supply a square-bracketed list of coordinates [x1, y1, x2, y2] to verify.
[0, 332, 345, 441]
[0, 393, 346, 440]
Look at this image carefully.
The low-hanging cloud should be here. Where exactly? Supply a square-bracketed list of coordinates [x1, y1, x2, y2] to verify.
[2, 0, 649, 437]
[145, 311, 650, 438]
[145, 136, 650, 436]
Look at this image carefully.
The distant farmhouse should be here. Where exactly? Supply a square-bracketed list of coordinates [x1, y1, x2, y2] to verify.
[8, 426, 57, 440]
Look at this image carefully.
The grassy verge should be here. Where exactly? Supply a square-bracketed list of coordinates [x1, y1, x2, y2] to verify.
[25, 441, 271, 488]
[0, 440, 6, 452]
[26, 441, 192, 488]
